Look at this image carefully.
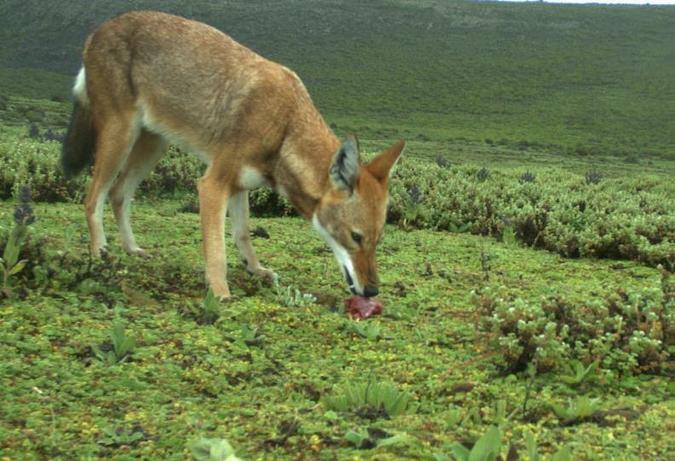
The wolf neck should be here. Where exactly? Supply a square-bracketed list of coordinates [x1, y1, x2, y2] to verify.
[276, 114, 340, 219]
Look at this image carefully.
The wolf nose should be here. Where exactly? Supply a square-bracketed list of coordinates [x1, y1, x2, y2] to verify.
[363, 285, 379, 297]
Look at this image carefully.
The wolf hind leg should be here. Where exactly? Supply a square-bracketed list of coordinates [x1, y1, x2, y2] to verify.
[85, 117, 140, 256]
[110, 130, 167, 256]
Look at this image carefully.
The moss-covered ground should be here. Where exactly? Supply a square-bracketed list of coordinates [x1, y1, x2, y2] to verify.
[1, 199, 671, 460]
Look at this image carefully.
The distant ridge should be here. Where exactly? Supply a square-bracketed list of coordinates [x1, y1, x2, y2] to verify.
[1, 0, 673, 157]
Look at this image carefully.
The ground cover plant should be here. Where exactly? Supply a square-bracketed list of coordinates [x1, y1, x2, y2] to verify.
[0, 181, 672, 459]
[1, 1, 674, 459]
[1, 137, 672, 269]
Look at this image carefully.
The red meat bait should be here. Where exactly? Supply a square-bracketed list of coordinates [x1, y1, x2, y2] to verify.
[345, 295, 383, 319]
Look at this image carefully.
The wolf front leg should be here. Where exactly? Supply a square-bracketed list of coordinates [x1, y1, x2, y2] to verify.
[228, 190, 278, 283]
[198, 170, 232, 300]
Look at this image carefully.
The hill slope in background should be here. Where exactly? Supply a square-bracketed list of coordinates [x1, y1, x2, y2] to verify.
[1, 0, 674, 157]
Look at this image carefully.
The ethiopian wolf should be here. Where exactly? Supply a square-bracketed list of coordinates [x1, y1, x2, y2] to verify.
[62, 11, 405, 300]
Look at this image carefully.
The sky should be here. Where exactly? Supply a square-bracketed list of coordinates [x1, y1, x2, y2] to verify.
[499, 0, 675, 4]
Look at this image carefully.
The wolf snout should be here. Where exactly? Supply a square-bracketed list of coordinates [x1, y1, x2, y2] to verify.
[363, 285, 379, 297]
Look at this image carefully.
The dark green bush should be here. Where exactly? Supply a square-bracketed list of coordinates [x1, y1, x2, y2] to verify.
[585, 170, 603, 185]
[519, 171, 536, 184]
[28, 123, 40, 139]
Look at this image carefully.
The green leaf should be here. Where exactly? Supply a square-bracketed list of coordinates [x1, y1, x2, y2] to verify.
[468, 426, 501, 461]
[190, 438, 236, 461]
[450, 443, 470, 461]
[8, 259, 28, 276]
[525, 432, 540, 461]
[190, 438, 212, 460]
[324, 410, 338, 420]
[551, 446, 572, 461]
[204, 289, 218, 310]
[551, 402, 570, 420]
[210, 439, 235, 461]
[127, 432, 145, 443]
[3, 235, 19, 268]
[345, 430, 369, 448]
[375, 433, 411, 448]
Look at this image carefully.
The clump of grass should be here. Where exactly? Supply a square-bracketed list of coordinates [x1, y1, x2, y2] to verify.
[560, 360, 598, 387]
[94, 318, 137, 365]
[97, 424, 147, 448]
[27, 123, 40, 139]
[407, 184, 422, 204]
[42, 128, 63, 142]
[435, 155, 451, 169]
[323, 381, 415, 419]
[435, 427, 572, 461]
[449, 426, 502, 461]
[552, 396, 603, 425]
[273, 281, 316, 308]
[476, 167, 490, 181]
[519, 171, 536, 183]
[348, 322, 382, 341]
[177, 290, 222, 325]
[585, 169, 603, 184]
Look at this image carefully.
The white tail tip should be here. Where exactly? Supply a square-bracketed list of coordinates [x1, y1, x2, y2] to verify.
[73, 67, 88, 105]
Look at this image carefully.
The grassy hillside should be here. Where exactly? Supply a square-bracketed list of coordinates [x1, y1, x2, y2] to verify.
[1, 0, 674, 158]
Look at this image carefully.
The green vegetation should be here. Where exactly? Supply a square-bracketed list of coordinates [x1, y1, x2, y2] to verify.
[445, 426, 571, 461]
[1, 1, 674, 459]
[0, 68, 71, 101]
[476, 272, 673, 375]
[0, 183, 672, 459]
[191, 438, 242, 461]
[1, 137, 672, 269]
[0, 187, 34, 296]
[323, 381, 416, 418]
[1, 0, 675, 158]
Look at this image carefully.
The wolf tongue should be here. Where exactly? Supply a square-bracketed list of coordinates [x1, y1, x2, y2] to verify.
[345, 295, 383, 319]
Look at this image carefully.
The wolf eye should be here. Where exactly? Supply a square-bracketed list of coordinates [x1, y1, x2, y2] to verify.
[351, 232, 363, 245]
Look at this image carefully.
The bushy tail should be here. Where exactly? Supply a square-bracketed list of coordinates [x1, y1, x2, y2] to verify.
[61, 100, 96, 178]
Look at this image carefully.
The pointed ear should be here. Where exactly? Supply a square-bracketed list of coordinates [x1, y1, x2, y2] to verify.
[329, 136, 360, 192]
[365, 140, 405, 183]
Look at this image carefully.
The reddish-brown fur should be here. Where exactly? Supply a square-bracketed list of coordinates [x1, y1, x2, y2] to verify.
[64, 11, 405, 299]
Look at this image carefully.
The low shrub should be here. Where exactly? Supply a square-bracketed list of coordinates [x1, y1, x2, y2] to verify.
[475, 271, 673, 375]
[0, 138, 673, 268]
[388, 160, 674, 268]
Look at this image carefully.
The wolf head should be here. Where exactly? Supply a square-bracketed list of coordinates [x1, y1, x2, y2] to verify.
[313, 137, 405, 297]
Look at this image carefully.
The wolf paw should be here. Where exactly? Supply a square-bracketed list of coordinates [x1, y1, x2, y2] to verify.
[90, 245, 109, 258]
[248, 266, 279, 284]
[210, 281, 233, 301]
[126, 247, 151, 258]
[218, 294, 240, 303]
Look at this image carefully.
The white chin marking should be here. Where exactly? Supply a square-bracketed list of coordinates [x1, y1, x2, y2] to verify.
[312, 214, 362, 295]
[73, 67, 88, 105]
